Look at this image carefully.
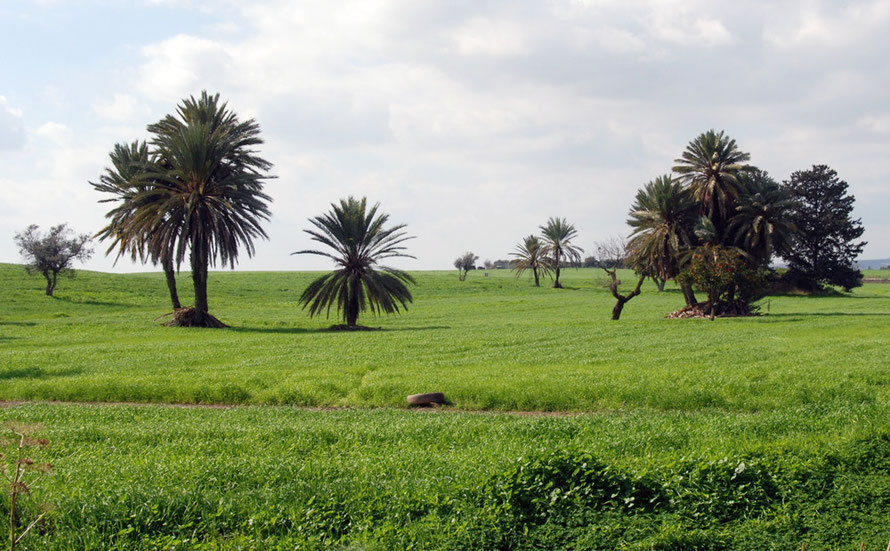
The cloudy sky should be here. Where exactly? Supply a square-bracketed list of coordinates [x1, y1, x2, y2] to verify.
[1, 0, 888, 272]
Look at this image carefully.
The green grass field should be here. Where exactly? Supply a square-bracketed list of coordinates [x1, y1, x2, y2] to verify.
[2, 264, 888, 411]
[2, 263, 890, 549]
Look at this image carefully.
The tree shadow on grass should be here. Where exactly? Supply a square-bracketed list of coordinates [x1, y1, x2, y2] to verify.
[0, 321, 36, 326]
[385, 325, 451, 332]
[0, 367, 83, 380]
[230, 324, 451, 334]
[229, 326, 324, 335]
[768, 312, 890, 318]
[52, 296, 132, 307]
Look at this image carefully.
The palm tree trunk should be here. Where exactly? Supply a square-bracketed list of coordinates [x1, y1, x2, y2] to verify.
[553, 250, 562, 288]
[533, 266, 540, 287]
[346, 278, 360, 327]
[162, 255, 181, 309]
[653, 277, 666, 292]
[191, 240, 209, 324]
[681, 281, 697, 306]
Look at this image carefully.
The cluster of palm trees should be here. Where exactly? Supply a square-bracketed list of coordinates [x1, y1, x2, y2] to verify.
[92, 92, 273, 327]
[626, 129, 795, 314]
[510, 217, 583, 288]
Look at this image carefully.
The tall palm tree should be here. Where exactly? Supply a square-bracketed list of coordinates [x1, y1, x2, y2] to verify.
[91, 141, 182, 309]
[540, 217, 583, 289]
[130, 91, 273, 327]
[672, 129, 752, 241]
[510, 235, 551, 286]
[728, 171, 796, 266]
[294, 197, 415, 328]
[626, 175, 698, 286]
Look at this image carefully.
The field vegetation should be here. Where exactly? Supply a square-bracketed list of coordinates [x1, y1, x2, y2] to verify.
[2, 264, 890, 548]
[1, 263, 888, 411]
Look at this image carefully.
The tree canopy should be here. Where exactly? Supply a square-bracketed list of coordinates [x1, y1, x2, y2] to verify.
[294, 197, 415, 328]
[540, 217, 583, 289]
[14, 224, 93, 296]
[92, 91, 274, 326]
[782, 165, 866, 291]
[454, 252, 479, 281]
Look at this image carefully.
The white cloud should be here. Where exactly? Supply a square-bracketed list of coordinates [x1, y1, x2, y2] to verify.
[138, 34, 234, 102]
[33, 121, 73, 145]
[0, 96, 25, 151]
[452, 17, 530, 56]
[93, 93, 151, 123]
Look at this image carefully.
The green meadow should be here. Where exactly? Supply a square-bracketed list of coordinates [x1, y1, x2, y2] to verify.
[2, 263, 890, 548]
[2, 263, 888, 411]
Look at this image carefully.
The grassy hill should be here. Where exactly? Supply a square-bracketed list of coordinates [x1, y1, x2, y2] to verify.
[2, 263, 890, 548]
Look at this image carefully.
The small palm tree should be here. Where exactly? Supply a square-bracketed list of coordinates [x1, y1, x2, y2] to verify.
[294, 197, 416, 328]
[673, 129, 752, 240]
[510, 235, 551, 286]
[91, 141, 182, 309]
[540, 217, 583, 289]
[728, 171, 796, 266]
[626, 175, 698, 285]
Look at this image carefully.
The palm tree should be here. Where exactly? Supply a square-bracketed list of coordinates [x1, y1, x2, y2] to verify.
[540, 217, 583, 289]
[91, 141, 182, 309]
[626, 175, 698, 291]
[293, 197, 415, 328]
[728, 171, 797, 266]
[672, 129, 752, 241]
[131, 91, 273, 327]
[510, 235, 551, 286]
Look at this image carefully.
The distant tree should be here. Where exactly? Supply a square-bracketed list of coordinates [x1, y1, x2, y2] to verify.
[90, 141, 182, 309]
[594, 237, 645, 320]
[673, 129, 752, 241]
[14, 224, 93, 296]
[626, 175, 698, 300]
[727, 170, 796, 267]
[511, 235, 551, 286]
[455, 252, 479, 281]
[540, 217, 583, 289]
[294, 197, 415, 328]
[782, 165, 866, 291]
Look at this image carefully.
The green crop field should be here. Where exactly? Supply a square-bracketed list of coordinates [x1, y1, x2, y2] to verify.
[2, 263, 890, 549]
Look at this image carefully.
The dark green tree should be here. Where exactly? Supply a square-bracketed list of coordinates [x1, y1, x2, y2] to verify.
[540, 217, 583, 289]
[294, 197, 416, 328]
[626, 174, 698, 301]
[673, 129, 752, 241]
[510, 235, 551, 287]
[727, 170, 796, 267]
[135, 91, 273, 327]
[782, 165, 866, 291]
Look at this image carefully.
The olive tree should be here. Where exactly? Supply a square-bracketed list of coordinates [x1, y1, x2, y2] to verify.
[14, 224, 93, 296]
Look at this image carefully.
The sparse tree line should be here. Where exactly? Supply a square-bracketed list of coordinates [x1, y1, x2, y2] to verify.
[13, 92, 866, 326]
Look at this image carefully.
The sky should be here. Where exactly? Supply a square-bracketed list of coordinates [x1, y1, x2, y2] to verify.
[1, 0, 888, 273]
